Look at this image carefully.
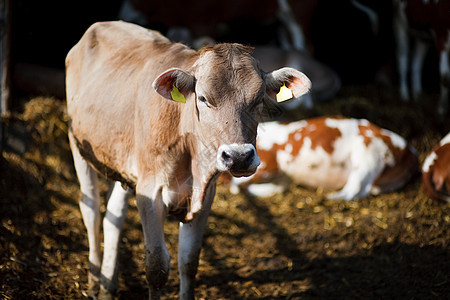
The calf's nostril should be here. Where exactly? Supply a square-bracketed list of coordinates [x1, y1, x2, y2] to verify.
[221, 151, 234, 168]
[245, 149, 255, 163]
[222, 151, 231, 161]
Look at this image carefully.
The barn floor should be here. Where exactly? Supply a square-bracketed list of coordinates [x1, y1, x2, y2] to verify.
[1, 85, 449, 299]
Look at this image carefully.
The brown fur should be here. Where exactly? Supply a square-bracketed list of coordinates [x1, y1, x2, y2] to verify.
[373, 145, 419, 193]
[423, 143, 450, 202]
[287, 118, 342, 156]
[66, 21, 281, 221]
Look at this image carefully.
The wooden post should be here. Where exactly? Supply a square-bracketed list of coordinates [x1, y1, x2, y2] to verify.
[0, 0, 12, 151]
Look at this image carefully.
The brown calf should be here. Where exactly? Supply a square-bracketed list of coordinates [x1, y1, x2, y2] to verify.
[65, 21, 310, 299]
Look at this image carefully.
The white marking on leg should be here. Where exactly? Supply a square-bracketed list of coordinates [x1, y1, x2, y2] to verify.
[411, 40, 428, 100]
[136, 182, 170, 299]
[438, 40, 450, 115]
[101, 181, 131, 293]
[277, 0, 307, 51]
[70, 139, 102, 289]
[393, 0, 410, 100]
[178, 184, 215, 300]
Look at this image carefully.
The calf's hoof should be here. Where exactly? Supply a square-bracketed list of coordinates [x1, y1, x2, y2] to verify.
[88, 273, 100, 299]
[98, 287, 114, 300]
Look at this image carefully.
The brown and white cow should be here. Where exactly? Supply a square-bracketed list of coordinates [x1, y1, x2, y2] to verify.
[229, 117, 419, 200]
[394, 0, 450, 116]
[422, 132, 450, 203]
[65, 21, 310, 299]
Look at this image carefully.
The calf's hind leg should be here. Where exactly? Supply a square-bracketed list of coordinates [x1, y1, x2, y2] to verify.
[136, 181, 170, 300]
[69, 135, 102, 297]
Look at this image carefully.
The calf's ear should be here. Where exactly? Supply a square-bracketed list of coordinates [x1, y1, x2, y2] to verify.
[265, 67, 311, 102]
[153, 68, 196, 103]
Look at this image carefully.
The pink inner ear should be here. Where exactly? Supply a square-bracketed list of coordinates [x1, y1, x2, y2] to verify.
[285, 74, 310, 98]
[155, 75, 175, 99]
[285, 76, 304, 90]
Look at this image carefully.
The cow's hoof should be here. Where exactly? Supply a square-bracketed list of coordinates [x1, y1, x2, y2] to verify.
[98, 287, 114, 300]
[88, 274, 100, 299]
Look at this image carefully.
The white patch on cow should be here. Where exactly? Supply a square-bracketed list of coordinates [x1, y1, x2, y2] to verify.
[277, 136, 349, 190]
[294, 132, 302, 141]
[328, 135, 388, 200]
[325, 118, 359, 137]
[285, 143, 293, 153]
[322, 118, 394, 200]
[365, 129, 374, 138]
[439, 132, 450, 146]
[326, 118, 401, 166]
[247, 183, 286, 197]
[422, 151, 438, 173]
[332, 134, 359, 163]
[257, 121, 307, 150]
[325, 118, 359, 162]
[277, 146, 295, 166]
[359, 119, 370, 127]
[382, 129, 407, 150]
[277, 134, 307, 173]
[368, 136, 394, 167]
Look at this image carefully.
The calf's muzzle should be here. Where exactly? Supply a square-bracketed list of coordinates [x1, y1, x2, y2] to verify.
[217, 144, 260, 177]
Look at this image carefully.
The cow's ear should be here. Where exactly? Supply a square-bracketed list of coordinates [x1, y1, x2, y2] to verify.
[264, 67, 311, 103]
[153, 68, 196, 103]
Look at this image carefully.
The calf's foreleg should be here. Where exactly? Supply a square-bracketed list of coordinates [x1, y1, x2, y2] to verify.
[178, 184, 215, 300]
[136, 182, 170, 300]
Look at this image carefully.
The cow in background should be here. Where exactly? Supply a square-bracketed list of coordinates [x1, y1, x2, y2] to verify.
[118, 0, 281, 44]
[422, 132, 450, 203]
[229, 117, 419, 200]
[394, 0, 450, 116]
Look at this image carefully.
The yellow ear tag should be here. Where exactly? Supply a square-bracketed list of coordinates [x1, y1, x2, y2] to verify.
[276, 83, 293, 102]
[170, 85, 186, 103]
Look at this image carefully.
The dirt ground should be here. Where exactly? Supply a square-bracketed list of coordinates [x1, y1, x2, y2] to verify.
[1, 85, 449, 299]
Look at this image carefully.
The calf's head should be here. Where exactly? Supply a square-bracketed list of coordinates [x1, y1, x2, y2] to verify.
[153, 44, 311, 177]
